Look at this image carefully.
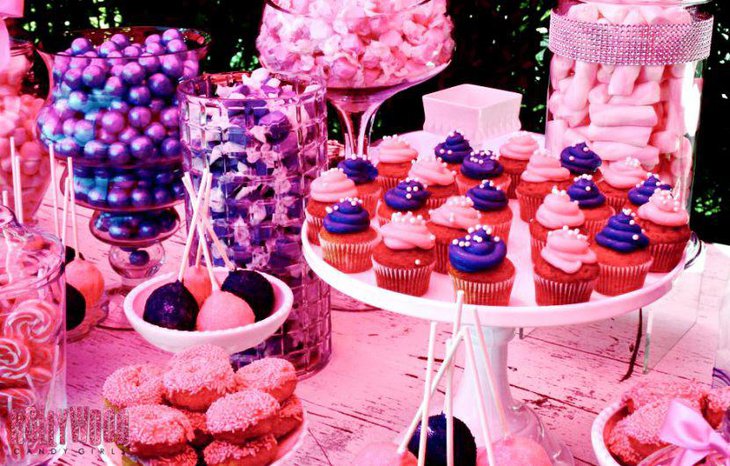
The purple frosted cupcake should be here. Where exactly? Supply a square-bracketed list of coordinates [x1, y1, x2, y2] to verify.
[625, 174, 672, 210]
[434, 130, 473, 171]
[376, 178, 431, 226]
[560, 142, 603, 180]
[338, 156, 381, 217]
[455, 150, 512, 195]
[466, 181, 513, 242]
[319, 198, 380, 273]
[567, 175, 614, 239]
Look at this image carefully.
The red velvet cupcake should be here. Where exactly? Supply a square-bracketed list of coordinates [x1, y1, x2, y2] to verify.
[408, 156, 459, 210]
[529, 188, 586, 263]
[427, 196, 484, 274]
[597, 157, 647, 213]
[465, 180, 513, 242]
[636, 190, 690, 273]
[375, 135, 419, 192]
[377, 178, 431, 226]
[566, 175, 614, 238]
[499, 132, 540, 198]
[515, 149, 572, 222]
[455, 150, 511, 195]
[434, 130, 473, 171]
[319, 198, 380, 274]
[305, 168, 357, 245]
[338, 156, 382, 217]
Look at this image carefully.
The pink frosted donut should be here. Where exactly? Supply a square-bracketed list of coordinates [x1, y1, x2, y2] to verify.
[0, 387, 36, 416]
[235, 358, 297, 403]
[607, 417, 642, 466]
[272, 394, 303, 439]
[203, 436, 278, 466]
[169, 344, 230, 367]
[102, 364, 165, 410]
[206, 389, 279, 443]
[622, 380, 707, 413]
[0, 337, 31, 386]
[180, 408, 213, 448]
[2, 299, 60, 344]
[124, 404, 193, 458]
[124, 445, 199, 466]
[163, 354, 235, 411]
[705, 386, 730, 428]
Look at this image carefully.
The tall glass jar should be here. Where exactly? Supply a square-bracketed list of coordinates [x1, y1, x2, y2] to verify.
[0, 206, 65, 466]
[178, 71, 332, 376]
[0, 38, 49, 223]
[545, 0, 714, 206]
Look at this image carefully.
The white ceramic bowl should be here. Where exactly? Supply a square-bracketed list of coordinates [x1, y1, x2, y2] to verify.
[592, 400, 627, 466]
[124, 268, 293, 354]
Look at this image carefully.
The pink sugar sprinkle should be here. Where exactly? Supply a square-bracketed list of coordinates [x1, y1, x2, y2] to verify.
[623, 380, 707, 412]
[124, 405, 194, 446]
[623, 398, 702, 450]
[206, 389, 279, 435]
[235, 358, 296, 391]
[708, 386, 730, 411]
[163, 357, 235, 394]
[169, 344, 230, 367]
[203, 436, 277, 465]
[607, 418, 642, 466]
[180, 409, 209, 434]
[102, 364, 164, 409]
[279, 395, 303, 422]
[142, 445, 198, 466]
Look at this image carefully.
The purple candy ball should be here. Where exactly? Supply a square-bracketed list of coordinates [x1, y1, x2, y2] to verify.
[101, 110, 126, 134]
[97, 41, 118, 57]
[87, 187, 108, 207]
[83, 140, 108, 160]
[110, 100, 130, 113]
[138, 222, 159, 239]
[110, 33, 130, 48]
[57, 138, 81, 157]
[63, 68, 84, 90]
[109, 224, 133, 240]
[155, 171, 175, 185]
[145, 42, 165, 55]
[182, 61, 199, 80]
[108, 143, 132, 165]
[111, 174, 137, 189]
[82, 65, 106, 88]
[128, 107, 152, 128]
[123, 46, 142, 58]
[71, 37, 93, 55]
[144, 123, 166, 143]
[130, 136, 154, 160]
[121, 62, 145, 85]
[97, 129, 117, 144]
[161, 29, 183, 43]
[73, 119, 95, 143]
[127, 86, 152, 106]
[104, 76, 126, 98]
[62, 119, 76, 137]
[160, 107, 179, 129]
[171, 181, 186, 199]
[160, 138, 181, 158]
[108, 187, 131, 207]
[152, 187, 172, 205]
[139, 55, 160, 73]
[148, 73, 174, 97]
[160, 56, 183, 79]
[165, 39, 187, 53]
[119, 127, 139, 144]
[149, 98, 165, 115]
[52, 99, 75, 120]
[69, 56, 89, 69]
[68, 90, 89, 111]
[131, 187, 153, 207]
[145, 34, 162, 46]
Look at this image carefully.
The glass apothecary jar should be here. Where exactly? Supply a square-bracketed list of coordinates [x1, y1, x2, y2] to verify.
[0, 206, 65, 466]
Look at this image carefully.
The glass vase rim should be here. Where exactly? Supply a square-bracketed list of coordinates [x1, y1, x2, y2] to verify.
[9, 37, 33, 56]
[265, 0, 434, 18]
[571, 0, 712, 6]
[177, 70, 326, 102]
[36, 25, 212, 60]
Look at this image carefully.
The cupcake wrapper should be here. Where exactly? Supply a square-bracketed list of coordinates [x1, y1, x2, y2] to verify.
[434, 237, 452, 274]
[359, 189, 381, 218]
[449, 273, 515, 306]
[516, 191, 543, 222]
[377, 175, 402, 193]
[534, 275, 597, 305]
[305, 213, 323, 245]
[648, 241, 687, 273]
[483, 220, 511, 244]
[530, 236, 546, 263]
[372, 260, 434, 297]
[377, 212, 391, 227]
[604, 195, 629, 214]
[584, 217, 610, 239]
[596, 259, 653, 296]
[505, 172, 521, 199]
[319, 233, 380, 273]
[425, 196, 449, 211]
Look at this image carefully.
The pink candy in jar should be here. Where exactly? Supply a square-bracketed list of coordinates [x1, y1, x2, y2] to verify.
[545, 0, 714, 205]
[257, 0, 455, 89]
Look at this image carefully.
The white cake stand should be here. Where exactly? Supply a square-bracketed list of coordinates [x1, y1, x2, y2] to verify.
[302, 202, 685, 465]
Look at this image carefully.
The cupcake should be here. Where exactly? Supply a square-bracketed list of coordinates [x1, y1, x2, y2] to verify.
[427, 196, 484, 274]
[305, 168, 358, 245]
[530, 187, 585, 262]
[448, 225, 515, 306]
[466, 180, 513, 242]
[560, 142, 602, 180]
[534, 227, 599, 305]
[372, 212, 436, 297]
[319, 198, 380, 273]
[625, 173, 672, 210]
[408, 156, 459, 210]
[434, 130, 473, 171]
[637, 190, 690, 272]
[515, 149, 572, 222]
[377, 178, 431, 226]
[375, 135, 419, 192]
[593, 210, 653, 296]
[338, 156, 381, 217]
[597, 157, 647, 213]
[455, 150, 511, 195]
[499, 132, 540, 198]
[567, 175, 614, 238]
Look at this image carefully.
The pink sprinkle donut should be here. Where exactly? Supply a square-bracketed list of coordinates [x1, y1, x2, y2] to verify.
[103, 364, 165, 410]
[622, 380, 707, 413]
[163, 354, 236, 412]
[272, 394, 304, 439]
[206, 389, 279, 443]
[0, 387, 36, 416]
[124, 404, 194, 458]
[203, 436, 278, 466]
[623, 398, 702, 459]
[0, 337, 31, 386]
[705, 386, 730, 428]
[2, 300, 60, 344]
[235, 358, 297, 402]
[607, 418, 642, 466]
[169, 344, 230, 367]
[180, 408, 213, 448]
[124, 445, 199, 466]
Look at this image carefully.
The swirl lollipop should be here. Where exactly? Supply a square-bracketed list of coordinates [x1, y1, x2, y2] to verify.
[2, 300, 60, 344]
[0, 337, 32, 385]
[0, 387, 36, 416]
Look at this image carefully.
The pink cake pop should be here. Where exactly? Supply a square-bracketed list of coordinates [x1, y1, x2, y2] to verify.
[183, 264, 212, 308]
[353, 442, 417, 466]
[477, 437, 552, 466]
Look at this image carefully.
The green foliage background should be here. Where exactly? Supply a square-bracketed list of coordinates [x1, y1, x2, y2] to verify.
[15, 0, 730, 242]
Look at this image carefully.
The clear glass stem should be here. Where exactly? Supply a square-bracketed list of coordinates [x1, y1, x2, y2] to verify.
[331, 99, 383, 158]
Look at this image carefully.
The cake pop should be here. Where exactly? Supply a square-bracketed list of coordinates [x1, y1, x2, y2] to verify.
[407, 414, 477, 466]
[354, 442, 418, 466]
[220, 270, 275, 321]
[66, 283, 86, 330]
[477, 437, 553, 466]
[183, 263, 212, 308]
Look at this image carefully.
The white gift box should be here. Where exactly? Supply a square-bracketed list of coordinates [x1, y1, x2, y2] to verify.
[422, 84, 522, 145]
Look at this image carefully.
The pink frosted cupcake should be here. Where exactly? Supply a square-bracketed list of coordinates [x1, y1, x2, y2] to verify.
[318, 198, 380, 274]
[597, 157, 648, 213]
[305, 168, 358, 245]
[372, 212, 436, 297]
[408, 156, 459, 210]
[529, 187, 586, 262]
[427, 196, 484, 274]
[534, 227, 599, 305]
[499, 132, 540, 198]
[375, 135, 419, 192]
[515, 149, 572, 222]
[637, 190, 691, 272]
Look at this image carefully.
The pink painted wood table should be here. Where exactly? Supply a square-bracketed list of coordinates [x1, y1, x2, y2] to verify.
[30, 187, 729, 466]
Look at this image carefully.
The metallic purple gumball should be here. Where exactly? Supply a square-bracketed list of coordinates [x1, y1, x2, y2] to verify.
[161, 29, 183, 43]
[128, 107, 152, 129]
[182, 61, 199, 80]
[152, 187, 172, 205]
[111, 173, 137, 190]
[63, 68, 84, 90]
[71, 37, 93, 55]
[109, 224, 133, 240]
[97, 41, 118, 57]
[145, 34, 162, 46]
[128, 86, 152, 106]
[40, 115, 63, 139]
[160, 138, 181, 158]
[165, 39, 187, 53]
[131, 187, 153, 207]
[139, 55, 160, 74]
[57, 137, 81, 157]
[62, 119, 76, 137]
[138, 221, 159, 239]
[110, 63, 125, 77]
[159, 107, 179, 129]
[52, 98, 75, 120]
[171, 181, 186, 199]
[108, 143, 131, 165]
[83, 140, 108, 161]
[119, 127, 139, 144]
[145, 42, 165, 55]
[68, 90, 89, 111]
[123, 45, 142, 58]
[69, 56, 89, 70]
[160, 56, 183, 79]
[148, 73, 174, 97]
[144, 123, 167, 144]
[155, 171, 175, 185]
[101, 110, 126, 134]
[73, 119, 95, 144]
[130, 136, 154, 160]
[87, 187, 108, 207]
[107, 187, 131, 208]
[110, 33, 130, 48]
[121, 62, 145, 85]
[104, 76, 126, 98]
[97, 129, 117, 145]
[129, 250, 151, 266]
[110, 100, 130, 113]
[149, 98, 165, 115]
[82, 65, 106, 88]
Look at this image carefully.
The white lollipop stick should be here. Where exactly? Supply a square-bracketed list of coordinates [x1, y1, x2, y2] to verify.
[195, 240, 203, 268]
[67, 158, 80, 255]
[398, 329, 466, 455]
[177, 171, 209, 283]
[196, 173, 219, 291]
[417, 322, 438, 466]
[445, 291, 465, 466]
[2, 190, 8, 208]
[471, 307, 510, 438]
[463, 331, 497, 466]
[10, 137, 22, 224]
[49, 145, 60, 237]
[61, 177, 71, 247]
